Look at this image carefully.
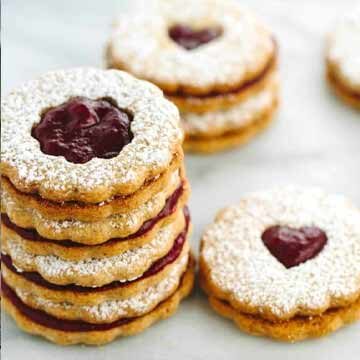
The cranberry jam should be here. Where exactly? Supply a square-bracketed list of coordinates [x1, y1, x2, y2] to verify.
[32, 97, 133, 164]
[262, 225, 328, 269]
[168, 24, 222, 50]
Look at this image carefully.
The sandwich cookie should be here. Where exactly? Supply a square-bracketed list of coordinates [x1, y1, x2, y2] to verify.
[107, 0, 279, 153]
[200, 187, 360, 341]
[1, 67, 194, 345]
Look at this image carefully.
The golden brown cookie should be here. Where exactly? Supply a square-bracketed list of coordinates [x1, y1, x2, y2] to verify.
[1, 173, 185, 245]
[0, 150, 184, 222]
[2, 250, 191, 307]
[107, 0, 276, 96]
[106, 0, 279, 153]
[326, 9, 360, 109]
[182, 74, 278, 138]
[327, 63, 360, 110]
[6, 251, 190, 324]
[1, 182, 188, 260]
[1, 66, 193, 345]
[200, 186, 360, 340]
[1, 68, 183, 203]
[209, 295, 360, 342]
[184, 98, 278, 153]
[167, 58, 278, 114]
[2, 216, 189, 287]
[1, 257, 195, 345]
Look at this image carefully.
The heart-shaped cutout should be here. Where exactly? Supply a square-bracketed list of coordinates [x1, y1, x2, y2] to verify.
[168, 24, 222, 50]
[262, 226, 327, 268]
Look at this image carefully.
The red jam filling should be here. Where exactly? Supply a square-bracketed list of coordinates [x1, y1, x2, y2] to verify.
[1, 207, 190, 294]
[0, 209, 190, 332]
[262, 225, 327, 269]
[1, 280, 134, 332]
[166, 39, 277, 98]
[32, 97, 133, 164]
[168, 24, 222, 50]
[1, 184, 184, 248]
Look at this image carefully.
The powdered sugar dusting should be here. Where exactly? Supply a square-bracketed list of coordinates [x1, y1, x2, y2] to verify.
[16, 251, 188, 322]
[1, 68, 183, 202]
[328, 5, 360, 91]
[1, 169, 181, 243]
[182, 75, 277, 136]
[3, 219, 183, 286]
[109, 0, 274, 92]
[201, 186, 360, 318]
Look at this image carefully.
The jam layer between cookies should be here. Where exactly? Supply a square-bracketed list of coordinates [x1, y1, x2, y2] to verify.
[1, 268, 188, 332]
[1, 184, 185, 248]
[166, 45, 277, 99]
[209, 295, 360, 342]
[1, 208, 190, 294]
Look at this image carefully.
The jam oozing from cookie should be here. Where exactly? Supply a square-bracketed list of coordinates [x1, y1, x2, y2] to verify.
[32, 97, 133, 164]
[262, 226, 328, 268]
[168, 24, 222, 50]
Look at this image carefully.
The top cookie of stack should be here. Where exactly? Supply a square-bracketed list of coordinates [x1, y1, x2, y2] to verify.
[107, 0, 279, 153]
[1, 68, 194, 345]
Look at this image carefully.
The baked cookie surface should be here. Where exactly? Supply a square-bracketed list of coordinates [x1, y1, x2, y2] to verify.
[107, 0, 275, 96]
[327, 8, 360, 108]
[1, 68, 182, 202]
[2, 257, 195, 345]
[107, 0, 279, 153]
[0, 152, 184, 222]
[1, 67, 193, 344]
[200, 186, 360, 341]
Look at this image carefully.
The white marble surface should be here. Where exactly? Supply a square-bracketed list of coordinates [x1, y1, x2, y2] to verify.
[2, 0, 360, 359]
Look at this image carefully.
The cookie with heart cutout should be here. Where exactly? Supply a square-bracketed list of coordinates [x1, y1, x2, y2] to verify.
[326, 8, 360, 109]
[106, 0, 279, 153]
[107, 0, 275, 96]
[199, 186, 360, 341]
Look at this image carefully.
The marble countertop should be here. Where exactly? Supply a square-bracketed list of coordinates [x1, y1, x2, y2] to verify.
[2, 0, 360, 359]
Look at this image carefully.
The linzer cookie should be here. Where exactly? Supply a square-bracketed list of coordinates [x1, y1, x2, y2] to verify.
[326, 8, 360, 109]
[199, 187, 360, 342]
[1, 67, 194, 345]
[106, 0, 279, 153]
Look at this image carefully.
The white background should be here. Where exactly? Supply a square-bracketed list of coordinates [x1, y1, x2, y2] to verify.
[2, 0, 360, 359]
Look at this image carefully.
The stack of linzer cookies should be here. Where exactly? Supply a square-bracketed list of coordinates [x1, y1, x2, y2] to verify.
[2, 0, 360, 347]
[1, 68, 194, 345]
